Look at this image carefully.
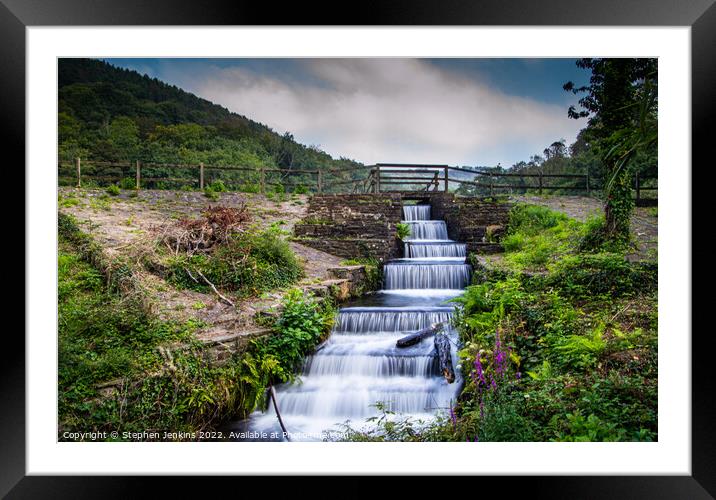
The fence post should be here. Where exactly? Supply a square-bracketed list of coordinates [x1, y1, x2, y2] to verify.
[199, 162, 204, 190]
[635, 171, 640, 205]
[316, 170, 322, 193]
[75, 157, 81, 188]
[586, 171, 590, 196]
[260, 167, 265, 194]
[490, 174, 494, 197]
[444, 166, 449, 192]
[376, 167, 381, 193]
[136, 160, 141, 190]
[538, 171, 543, 195]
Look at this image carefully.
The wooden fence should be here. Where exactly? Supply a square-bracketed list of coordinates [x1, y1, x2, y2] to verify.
[58, 158, 656, 201]
[353, 163, 656, 202]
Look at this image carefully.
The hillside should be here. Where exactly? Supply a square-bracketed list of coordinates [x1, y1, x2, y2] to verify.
[58, 59, 363, 178]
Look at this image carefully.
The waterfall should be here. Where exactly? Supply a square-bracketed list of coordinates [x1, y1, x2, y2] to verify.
[383, 263, 471, 289]
[334, 307, 454, 333]
[235, 201, 470, 441]
[402, 221, 448, 240]
[404, 241, 467, 258]
[402, 205, 431, 221]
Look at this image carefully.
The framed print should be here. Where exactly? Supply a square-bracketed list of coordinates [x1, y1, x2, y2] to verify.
[7, 0, 715, 496]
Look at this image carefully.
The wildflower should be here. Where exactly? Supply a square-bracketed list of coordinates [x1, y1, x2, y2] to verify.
[449, 402, 457, 429]
[516, 371, 522, 380]
[474, 353, 487, 386]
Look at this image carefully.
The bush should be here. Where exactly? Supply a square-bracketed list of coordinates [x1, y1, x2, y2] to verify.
[501, 204, 581, 271]
[255, 289, 335, 377]
[238, 183, 260, 193]
[395, 222, 411, 240]
[546, 253, 656, 300]
[119, 177, 137, 190]
[294, 184, 309, 195]
[507, 204, 568, 236]
[208, 180, 228, 192]
[203, 187, 219, 200]
[168, 226, 302, 297]
[105, 184, 121, 196]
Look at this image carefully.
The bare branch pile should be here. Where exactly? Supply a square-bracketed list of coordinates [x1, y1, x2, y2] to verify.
[160, 204, 251, 256]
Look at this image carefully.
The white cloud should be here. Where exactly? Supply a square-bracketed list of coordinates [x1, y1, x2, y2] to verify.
[181, 59, 582, 166]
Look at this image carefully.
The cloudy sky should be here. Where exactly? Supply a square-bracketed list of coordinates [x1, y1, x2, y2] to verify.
[105, 58, 590, 167]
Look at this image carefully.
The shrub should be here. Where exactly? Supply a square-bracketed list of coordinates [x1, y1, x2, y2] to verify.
[546, 253, 656, 299]
[168, 226, 302, 297]
[294, 184, 309, 195]
[239, 183, 260, 194]
[105, 184, 121, 196]
[507, 204, 568, 236]
[203, 187, 219, 200]
[119, 177, 137, 190]
[395, 222, 411, 240]
[255, 289, 335, 377]
[553, 324, 607, 369]
[208, 180, 228, 192]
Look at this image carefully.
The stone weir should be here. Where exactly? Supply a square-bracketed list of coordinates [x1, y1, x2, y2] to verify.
[293, 192, 512, 262]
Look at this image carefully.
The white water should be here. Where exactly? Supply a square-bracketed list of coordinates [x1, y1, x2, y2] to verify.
[402, 204, 431, 221]
[402, 221, 449, 240]
[233, 202, 470, 441]
[405, 241, 467, 258]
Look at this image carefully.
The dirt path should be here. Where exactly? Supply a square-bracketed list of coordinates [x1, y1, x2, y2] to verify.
[58, 187, 351, 340]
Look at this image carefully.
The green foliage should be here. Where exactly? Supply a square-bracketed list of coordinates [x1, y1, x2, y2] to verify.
[208, 180, 228, 192]
[508, 204, 568, 236]
[57, 58, 365, 189]
[105, 184, 121, 196]
[203, 187, 219, 200]
[565, 58, 657, 244]
[395, 222, 411, 240]
[444, 201, 658, 442]
[168, 226, 302, 297]
[59, 226, 332, 437]
[254, 289, 335, 379]
[119, 177, 137, 190]
[546, 253, 656, 300]
[554, 324, 607, 369]
[501, 204, 582, 270]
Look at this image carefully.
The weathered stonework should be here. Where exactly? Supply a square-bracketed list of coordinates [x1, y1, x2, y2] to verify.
[294, 194, 403, 261]
[429, 194, 512, 254]
[294, 192, 513, 260]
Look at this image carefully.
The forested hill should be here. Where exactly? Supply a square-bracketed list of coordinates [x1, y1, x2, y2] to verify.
[58, 58, 362, 172]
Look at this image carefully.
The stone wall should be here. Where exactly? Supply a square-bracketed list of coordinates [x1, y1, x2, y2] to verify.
[293, 192, 512, 260]
[294, 194, 403, 261]
[429, 194, 512, 254]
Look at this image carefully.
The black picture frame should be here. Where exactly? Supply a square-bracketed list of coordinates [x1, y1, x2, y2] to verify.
[7, 0, 714, 496]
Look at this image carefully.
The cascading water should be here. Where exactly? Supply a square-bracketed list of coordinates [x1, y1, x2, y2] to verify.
[402, 221, 449, 240]
[232, 202, 470, 441]
[404, 241, 467, 258]
[402, 204, 431, 221]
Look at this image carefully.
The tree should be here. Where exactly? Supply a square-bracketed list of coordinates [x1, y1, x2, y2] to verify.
[564, 58, 657, 245]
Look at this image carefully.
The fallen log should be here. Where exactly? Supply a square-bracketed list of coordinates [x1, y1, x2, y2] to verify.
[396, 323, 444, 348]
[434, 331, 455, 383]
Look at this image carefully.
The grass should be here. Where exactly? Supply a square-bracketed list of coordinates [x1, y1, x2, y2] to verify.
[167, 225, 303, 298]
[59, 222, 333, 440]
[341, 203, 658, 442]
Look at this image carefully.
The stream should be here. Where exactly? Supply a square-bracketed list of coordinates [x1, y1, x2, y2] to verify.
[229, 203, 469, 441]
